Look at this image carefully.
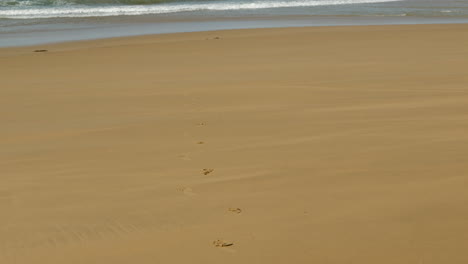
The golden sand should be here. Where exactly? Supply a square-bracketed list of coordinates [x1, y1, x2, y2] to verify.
[1, 24, 468, 263]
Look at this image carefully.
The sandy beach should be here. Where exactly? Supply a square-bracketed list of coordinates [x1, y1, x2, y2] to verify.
[1, 24, 468, 263]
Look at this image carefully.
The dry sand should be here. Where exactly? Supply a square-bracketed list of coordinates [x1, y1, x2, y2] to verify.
[1, 24, 468, 263]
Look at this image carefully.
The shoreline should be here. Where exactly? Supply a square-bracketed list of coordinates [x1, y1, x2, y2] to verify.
[2, 15, 468, 48]
[2, 23, 468, 263]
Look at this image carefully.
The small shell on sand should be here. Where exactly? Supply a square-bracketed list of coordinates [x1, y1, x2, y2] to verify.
[228, 208, 242, 214]
[213, 240, 233, 247]
[202, 168, 214, 175]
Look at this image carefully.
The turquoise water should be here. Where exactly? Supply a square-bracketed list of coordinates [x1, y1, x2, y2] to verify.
[1, 0, 468, 46]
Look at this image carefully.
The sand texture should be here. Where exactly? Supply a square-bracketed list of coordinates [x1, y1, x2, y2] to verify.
[1, 24, 468, 263]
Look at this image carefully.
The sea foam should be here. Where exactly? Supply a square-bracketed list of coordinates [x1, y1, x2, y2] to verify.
[0, 0, 400, 19]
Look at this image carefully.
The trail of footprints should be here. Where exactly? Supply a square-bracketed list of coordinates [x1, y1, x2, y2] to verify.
[176, 121, 241, 249]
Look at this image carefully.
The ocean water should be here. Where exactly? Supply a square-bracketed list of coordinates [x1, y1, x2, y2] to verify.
[1, 0, 468, 46]
[0, 0, 403, 19]
[2, 0, 468, 19]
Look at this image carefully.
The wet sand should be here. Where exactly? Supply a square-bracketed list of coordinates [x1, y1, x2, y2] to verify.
[1, 24, 468, 263]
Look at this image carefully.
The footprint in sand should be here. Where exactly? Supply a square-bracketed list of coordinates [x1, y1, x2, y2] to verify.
[196, 122, 206, 126]
[213, 239, 233, 248]
[202, 168, 214, 175]
[197, 141, 204, 144]
[228, 208, 242, 214]
[176, 186, 196, 196]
